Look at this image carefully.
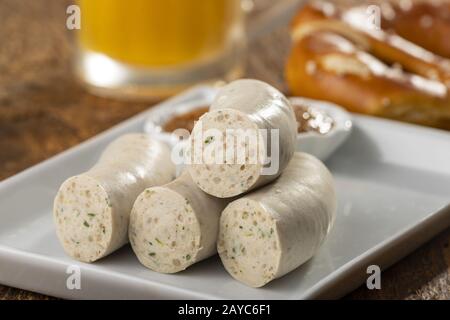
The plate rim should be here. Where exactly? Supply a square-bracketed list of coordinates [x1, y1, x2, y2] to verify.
[1, 85, 450, 299]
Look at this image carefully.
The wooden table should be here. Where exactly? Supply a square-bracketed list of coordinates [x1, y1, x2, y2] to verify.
[1, 0, 449, 300]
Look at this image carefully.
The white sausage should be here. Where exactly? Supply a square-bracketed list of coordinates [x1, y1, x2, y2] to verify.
[53, 134, 175, 263]
[217, 152, 336, 287]
[187, 79, 297, 198]
[129, 172, 231, 273]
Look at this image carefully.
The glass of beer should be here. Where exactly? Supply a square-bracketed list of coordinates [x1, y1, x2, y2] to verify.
[75, 0, 245, 100]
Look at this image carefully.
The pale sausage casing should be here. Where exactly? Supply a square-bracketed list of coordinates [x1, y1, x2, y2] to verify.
[187, 79, 297, 198]
[53, 134, 175, 263]
[218, 152, 336, 287]
[129, 172, 231, 273]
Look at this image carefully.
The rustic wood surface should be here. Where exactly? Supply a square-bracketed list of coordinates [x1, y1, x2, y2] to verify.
[0, 0, 449, 300]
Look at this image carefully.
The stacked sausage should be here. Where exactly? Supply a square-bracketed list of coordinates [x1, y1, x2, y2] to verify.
[54, 79, 337, 287]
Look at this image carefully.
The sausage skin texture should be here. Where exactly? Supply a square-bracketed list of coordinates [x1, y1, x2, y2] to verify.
[129, 172, 231, 273]
[187, 79, 297, 198]
[53, 134, 176, 263]
[217, 152, 336, 287]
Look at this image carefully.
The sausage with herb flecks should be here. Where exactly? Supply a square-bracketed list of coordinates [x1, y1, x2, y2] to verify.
[53, 134, 175, 263]
[187, 79, 297, 198]
[218, 152, 336, 287]
[129, 172, 231, 273]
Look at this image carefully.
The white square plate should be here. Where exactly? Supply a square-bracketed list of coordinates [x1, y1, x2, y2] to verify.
[0, 86, 449, 299]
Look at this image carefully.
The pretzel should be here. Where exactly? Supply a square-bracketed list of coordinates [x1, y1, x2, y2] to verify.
[290, 1, 450, 87]
[286, 1, 450, 129]
[286, 30, 450, 129]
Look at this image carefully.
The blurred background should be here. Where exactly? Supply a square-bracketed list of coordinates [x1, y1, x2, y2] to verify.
[0, 0, 298, 181]
[0, 0, 449, 300]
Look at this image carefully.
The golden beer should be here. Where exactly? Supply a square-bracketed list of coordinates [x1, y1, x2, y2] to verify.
[76, 0, 245, 99]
